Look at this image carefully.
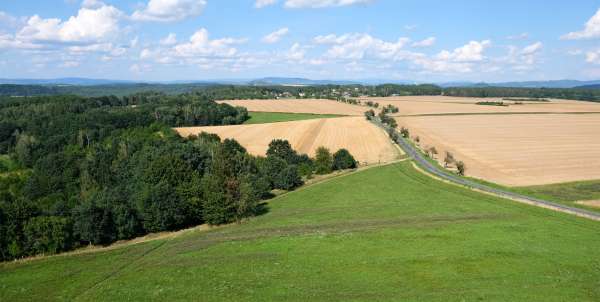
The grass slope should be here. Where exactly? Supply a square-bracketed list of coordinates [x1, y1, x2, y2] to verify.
[1, 162, 599, 301]
[244, 112, 342, 124]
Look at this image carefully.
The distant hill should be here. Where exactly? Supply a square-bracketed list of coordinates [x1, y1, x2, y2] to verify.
[248, 77, 360, 86]
[442, 80, 600, 89]
[575, 84, 600, 89]
[0, 77, 135, 86]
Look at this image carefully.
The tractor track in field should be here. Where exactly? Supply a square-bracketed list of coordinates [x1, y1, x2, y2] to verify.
[370, 118, 600, 222]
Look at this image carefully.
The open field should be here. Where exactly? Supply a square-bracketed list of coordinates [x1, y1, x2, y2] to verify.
[577, 200, 600, 209]
[396, 113, 600, 186]
[244, 112, 342, 124]
[2, 162, 599, 302]
[360, 96, 600, 116]
[218, 99, 367, 116]
[176, 117, 399, 165]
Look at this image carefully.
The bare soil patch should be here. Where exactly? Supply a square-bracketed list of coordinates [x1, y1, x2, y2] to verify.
[176, 117, 399, 165]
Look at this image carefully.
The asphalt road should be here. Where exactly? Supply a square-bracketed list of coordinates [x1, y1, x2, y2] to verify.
[372, 118, 600, 221]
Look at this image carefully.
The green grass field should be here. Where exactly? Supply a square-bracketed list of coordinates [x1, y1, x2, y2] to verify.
[1, 161, 600, 301]
[244, 112, 342, 124]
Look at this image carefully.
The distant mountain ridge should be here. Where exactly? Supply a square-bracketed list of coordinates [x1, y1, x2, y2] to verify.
[575, 84, 600, 89]
[2, 77, 600, 88]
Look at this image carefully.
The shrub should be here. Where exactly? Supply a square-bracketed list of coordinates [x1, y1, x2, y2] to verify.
[456, 161, 466, 176]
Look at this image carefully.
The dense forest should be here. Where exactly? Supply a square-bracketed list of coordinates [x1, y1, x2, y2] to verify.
[0, 93, 356, 261]
[1, 83, 600, 102]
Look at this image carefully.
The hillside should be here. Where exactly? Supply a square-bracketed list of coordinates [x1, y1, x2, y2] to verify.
[1, 161, 599, 301]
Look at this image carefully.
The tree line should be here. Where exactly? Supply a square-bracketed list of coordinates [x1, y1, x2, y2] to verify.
[2, 84, 600, 102]
[0, 93, 357, 261]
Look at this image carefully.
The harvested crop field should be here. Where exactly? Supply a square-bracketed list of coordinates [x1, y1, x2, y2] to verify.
[396, 113, 600, 186]
[360, 96, 600, 116]
[577, 200, 600, 209]
[176, 117, 400, 165]
[217, 99, 366, 116]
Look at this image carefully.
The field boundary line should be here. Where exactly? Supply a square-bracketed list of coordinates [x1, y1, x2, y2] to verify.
[1, 160, 406, 265]
[370, 117, 600, 222]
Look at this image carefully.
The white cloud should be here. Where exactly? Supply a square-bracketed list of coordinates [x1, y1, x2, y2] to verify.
[284, 0, 372, 9]
[562, 8, 600, 40]
[521, 41, 542, 56]
[411, 37, 435, 48]
[132, 0, 207, 22]
[287, 43, 306, 60]
[262, 27, 289, 43]
[172, 28, 245, 58]
[17, 4, 122, 44]
[436, 40, 491, 62]
[314, 33, 410, 60]
[160, 33, 177, 45]
[586, 50, 600, 64]
[81, 0, 104, 9]
[255, 0, 278, 8]
[503, 42, 543, 71]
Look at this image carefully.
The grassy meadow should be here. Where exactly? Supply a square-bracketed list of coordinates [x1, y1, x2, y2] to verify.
[1, 161, 599, 301]
[243, 112, 342, 124]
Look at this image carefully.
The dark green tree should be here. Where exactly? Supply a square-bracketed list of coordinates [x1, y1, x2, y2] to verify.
[333, 149, 357, 170]
[314, 146, 333, 175]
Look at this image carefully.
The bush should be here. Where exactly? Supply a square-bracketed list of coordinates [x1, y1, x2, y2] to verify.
[456, 161, 466, 176]
[333, 149, 357, 170]
[314, 146, 333, 175]
[400, 127, 410, 138]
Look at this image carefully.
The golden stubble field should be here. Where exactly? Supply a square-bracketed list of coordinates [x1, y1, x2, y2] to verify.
[176, 117, 400, 165]
[359, 96, 600, 116]
[217, 99, 367, 116]
[397, 113, 600, 186]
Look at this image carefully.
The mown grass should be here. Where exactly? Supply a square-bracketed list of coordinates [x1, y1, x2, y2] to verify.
[244, 112, 342, 124]
[1, 161, 599, 301]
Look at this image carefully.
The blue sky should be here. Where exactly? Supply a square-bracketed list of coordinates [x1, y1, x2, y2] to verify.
[1, 0, 600, 82]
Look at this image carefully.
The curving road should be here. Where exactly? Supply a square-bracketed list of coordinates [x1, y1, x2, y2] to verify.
[371, 118, 600, 221]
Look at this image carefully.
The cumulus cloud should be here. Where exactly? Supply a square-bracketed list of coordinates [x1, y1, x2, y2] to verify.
[172, 28, 246, 58]
[17, 4, 122, 44]
[262, 27, 289, 43]
[314, 33, 410, 60]
[132, 0, 207, 22]
[411, 37, 435, 47]
[435, 40, 491, 62]
[504, 42, 543, 71]
[562, 8, 600, 40]
[284, 0, 371, 8]
[255, 0, 278, 8]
